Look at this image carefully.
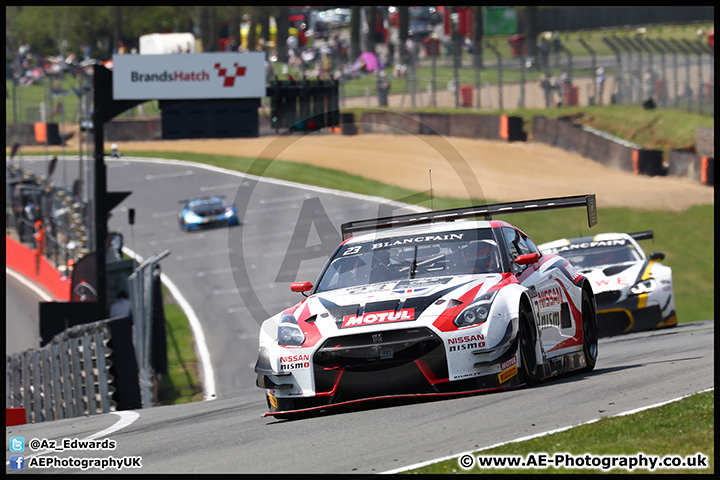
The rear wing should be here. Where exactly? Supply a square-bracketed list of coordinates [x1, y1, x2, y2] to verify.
[178, 195, 227, 204]
[341, 194, 597, 240]
[629, 230, 653, 241]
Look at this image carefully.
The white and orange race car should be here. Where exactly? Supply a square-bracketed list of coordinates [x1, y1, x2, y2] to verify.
[539, 231, 677, 337]
[255, 195, 600, 417]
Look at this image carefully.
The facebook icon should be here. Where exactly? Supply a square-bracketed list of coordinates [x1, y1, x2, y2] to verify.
[9, 455, 25, 470]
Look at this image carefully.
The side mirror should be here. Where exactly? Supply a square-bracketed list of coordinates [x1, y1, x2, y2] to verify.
[514, 253, 539, 265]
[649, 252, 665, 261]
[291, 281, 313, 293]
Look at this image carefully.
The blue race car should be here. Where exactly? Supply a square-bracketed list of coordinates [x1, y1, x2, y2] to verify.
[178, 196, 240, 231]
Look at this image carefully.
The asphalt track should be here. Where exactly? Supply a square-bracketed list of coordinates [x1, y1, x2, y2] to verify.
[6, 320, 714, 474]
[6, 156, 714, 474]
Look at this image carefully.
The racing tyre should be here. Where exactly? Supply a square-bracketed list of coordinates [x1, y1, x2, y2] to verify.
[519, 303, 542, 385]
[581, 290, 598, 372]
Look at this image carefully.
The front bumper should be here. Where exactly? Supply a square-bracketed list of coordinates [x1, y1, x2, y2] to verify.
[595, 291, 676, 337]
[257, 327, 522, 416]
[183, 218, 231, 230]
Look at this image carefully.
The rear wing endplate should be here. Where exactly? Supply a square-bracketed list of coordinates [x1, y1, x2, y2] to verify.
[341, 194, 597, 240]
[629, 230, 654, 241]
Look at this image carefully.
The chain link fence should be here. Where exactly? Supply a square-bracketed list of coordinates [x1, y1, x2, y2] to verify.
[333, 34, 714, 116]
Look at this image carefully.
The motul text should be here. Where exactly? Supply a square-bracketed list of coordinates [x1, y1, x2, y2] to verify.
[342, 308, 415, 328]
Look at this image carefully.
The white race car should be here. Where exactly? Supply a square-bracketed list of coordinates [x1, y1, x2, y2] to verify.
[538, 231, 677, 337]
[255, 195, 600, 417]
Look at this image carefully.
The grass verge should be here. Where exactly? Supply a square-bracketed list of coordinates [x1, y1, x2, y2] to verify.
[157, 284, 204, 405]
[410, 390, 714, 474]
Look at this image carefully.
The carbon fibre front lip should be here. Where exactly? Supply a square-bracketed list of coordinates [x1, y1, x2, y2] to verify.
[261, 384, 515, 417]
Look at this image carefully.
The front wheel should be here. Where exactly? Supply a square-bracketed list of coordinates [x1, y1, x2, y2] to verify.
[581, 290, 598, 372]
[519, 303, 542, 385]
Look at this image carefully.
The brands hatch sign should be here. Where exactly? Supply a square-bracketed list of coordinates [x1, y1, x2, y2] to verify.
[112, 52, 265, 100]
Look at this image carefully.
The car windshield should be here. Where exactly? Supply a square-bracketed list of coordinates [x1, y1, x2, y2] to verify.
[316, 229, 501, 293]
[561, 244, 642, 269]
[190, 198, 225, 209]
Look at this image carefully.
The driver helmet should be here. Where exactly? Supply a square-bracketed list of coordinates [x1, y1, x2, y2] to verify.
[474, 242, 497, 272]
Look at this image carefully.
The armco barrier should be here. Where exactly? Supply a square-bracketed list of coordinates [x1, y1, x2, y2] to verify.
[6, 235, 71, 301]
[360, 111, 526, 141]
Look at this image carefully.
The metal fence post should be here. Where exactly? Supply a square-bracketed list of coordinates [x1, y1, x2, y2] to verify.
[669, 38, 693, 112]
[578, 37, 597, 104]
[40, 348, 52, 422]
[474, 51, 481, 109]
[646, 38, 668, 107]
[128, 249, 170, 409]
[485, 39, 503, 111]
[50, 343, 64, 419]
[518, 48, 525, 109]
[602, 36, 624, 104]
[59, 339, 76, 418]
[613, 36, 637, 103]
[682, 39, 707, 115]
[657, 38, 680, 109]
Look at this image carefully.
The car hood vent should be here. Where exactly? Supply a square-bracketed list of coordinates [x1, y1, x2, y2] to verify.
[602, 264, 633, 276]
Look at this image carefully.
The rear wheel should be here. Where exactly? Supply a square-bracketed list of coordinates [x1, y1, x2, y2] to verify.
[519, 303, 542, 385]
[581, 290, 598, 372]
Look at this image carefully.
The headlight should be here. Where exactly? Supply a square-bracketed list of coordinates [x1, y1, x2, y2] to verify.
[278, 314, 305, 346]
[185, 210, 202, 222]
[224, 207, 234, 218]
[454, 291, 497, 328]
[630, 278, 656, 295]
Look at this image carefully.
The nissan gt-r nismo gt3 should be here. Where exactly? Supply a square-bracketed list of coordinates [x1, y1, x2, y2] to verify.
[538, 231, 676, 337]
[255, 195, 600, 417]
